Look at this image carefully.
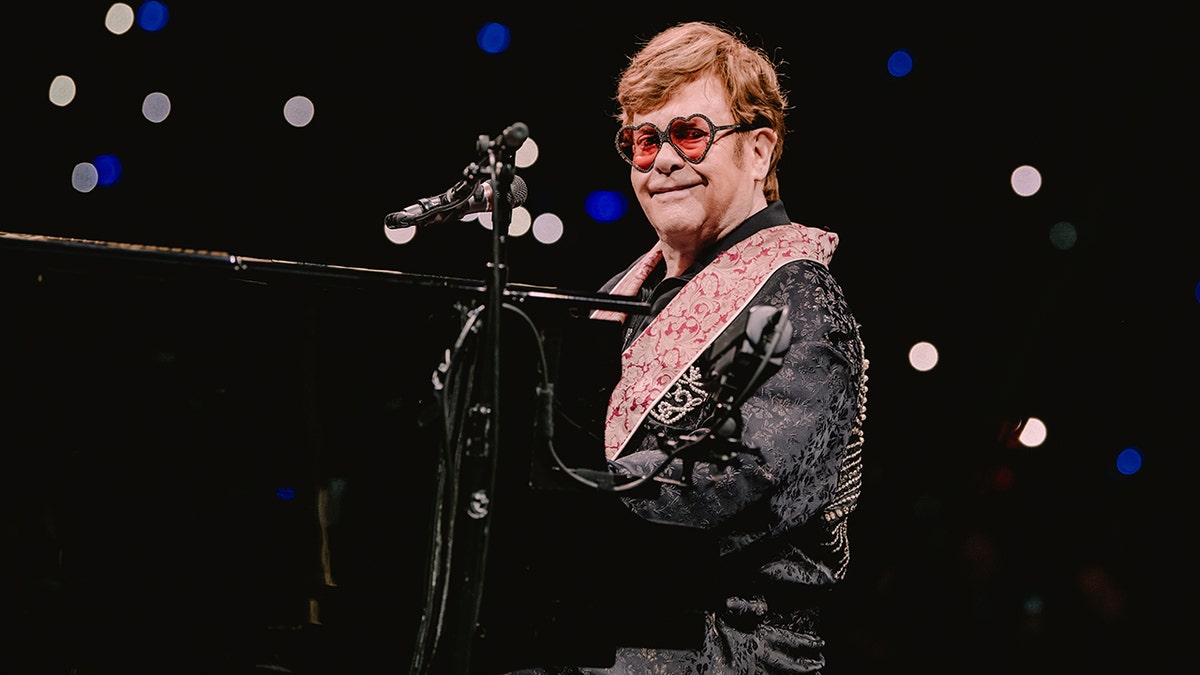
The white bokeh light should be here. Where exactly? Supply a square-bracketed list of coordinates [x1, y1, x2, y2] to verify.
[908, 341, 939, 372]
[1010, 164, 1042, 197]
[508, 207, 532, 236]
[475, 207, 531, 234]
[49, 75, 76, 107]
[283, 96, 316, 127]
[384, 225, 418, 245]
[72, 162, 99, 193]
[515, 138, 539, 168]
[104, 3, 135, 35]
[532, 213, 564, 244]
[1018, 417, 1048, 447]
[142, 92, 171, 123]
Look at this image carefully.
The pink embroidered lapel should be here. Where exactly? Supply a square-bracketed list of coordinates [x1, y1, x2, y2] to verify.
[599, 223, 838, 459]
[590, 243, 664, 324]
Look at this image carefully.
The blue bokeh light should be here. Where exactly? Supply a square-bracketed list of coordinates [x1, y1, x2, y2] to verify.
[93, 154, 122, 186]
[888, 49, 913, 77]
[136, 1, 170, 32]
[276, 487, 296, 500]
[585, 190, 628, 223]
[1115, 447, 1143, 475]
[1194, 279, 1199, 303]
[477, 22, 511, 54]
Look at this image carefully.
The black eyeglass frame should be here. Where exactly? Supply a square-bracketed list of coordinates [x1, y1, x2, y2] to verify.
[615, 112, 758, 173]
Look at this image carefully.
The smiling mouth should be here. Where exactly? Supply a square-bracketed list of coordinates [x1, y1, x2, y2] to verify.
[653, 184, 696, 195]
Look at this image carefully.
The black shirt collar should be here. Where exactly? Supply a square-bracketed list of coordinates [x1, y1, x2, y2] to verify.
[624, 201, 793, 348]
[681, 200, 792, 277]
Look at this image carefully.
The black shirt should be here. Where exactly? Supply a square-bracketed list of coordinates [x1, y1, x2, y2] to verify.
[621, 200, 794, 350]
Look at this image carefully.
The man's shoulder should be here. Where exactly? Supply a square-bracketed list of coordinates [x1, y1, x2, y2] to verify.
[724, 222, 839, 269]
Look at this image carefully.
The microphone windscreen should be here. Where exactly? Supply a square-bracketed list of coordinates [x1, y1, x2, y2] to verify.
[507, 175, 529, 207]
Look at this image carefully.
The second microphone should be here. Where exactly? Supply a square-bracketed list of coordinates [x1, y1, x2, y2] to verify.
[385, 175, 529, 229]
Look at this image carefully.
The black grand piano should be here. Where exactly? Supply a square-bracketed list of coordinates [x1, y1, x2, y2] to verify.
[1, 231, 716, 675]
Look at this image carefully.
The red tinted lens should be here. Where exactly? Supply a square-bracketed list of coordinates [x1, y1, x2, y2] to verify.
[619, 123, 661, 169]
[668, 116, 713, 160]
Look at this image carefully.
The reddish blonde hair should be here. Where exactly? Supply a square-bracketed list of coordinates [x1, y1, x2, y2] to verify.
[615, 21, 789, 201]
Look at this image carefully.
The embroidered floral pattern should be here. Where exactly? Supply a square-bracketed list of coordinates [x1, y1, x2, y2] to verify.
[649, 365, 709, 426]
[602, 224, 839, 459]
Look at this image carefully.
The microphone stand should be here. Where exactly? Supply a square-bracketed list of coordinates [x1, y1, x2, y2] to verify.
[413, 123, 528, 675]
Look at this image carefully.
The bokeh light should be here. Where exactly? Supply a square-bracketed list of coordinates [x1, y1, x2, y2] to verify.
[105, 3, 135, 34]
[135, 1, 169, 32]
[94, 154, 123, 186]
[1011, 164, 1042, 197]
[71, 162, 99, 193]
[476, 22, 511, 54]
[49, 75, 77, 107]
[515, 138, 539, 169]
[283, 96, 315, 127]
[532, 213, 564, 244]
[908, 341, 939, 372]
[585, 190, 628, 223]
[475, 206, 530, 234]
[1017, 417, 1047, 447]
[507, 207, 532, 236]
[887, 49, 913, 77]
[1023, 594, 1045, 616]
[1048, 221, 1077, 250]
[142, 92, 171, 123]
[1115, 446, 1143, 475]
[384, 224, 417, 245]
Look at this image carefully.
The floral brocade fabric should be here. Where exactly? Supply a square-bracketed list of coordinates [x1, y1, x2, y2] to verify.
[561, 223, 869, 675]
[601, 224, 840, 461]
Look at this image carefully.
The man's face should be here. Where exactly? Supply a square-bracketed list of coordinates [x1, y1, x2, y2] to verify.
[627, 75, 770, 253]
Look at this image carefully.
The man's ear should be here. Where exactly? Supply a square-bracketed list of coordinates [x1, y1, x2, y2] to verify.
[750, 127, 778, 179]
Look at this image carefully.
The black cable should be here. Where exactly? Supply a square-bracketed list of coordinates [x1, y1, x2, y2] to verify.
[413, 302, 786, 672]
[410, 304, 483, 674]
[499, 302, 617, 491]
[502, 302, 784, 494]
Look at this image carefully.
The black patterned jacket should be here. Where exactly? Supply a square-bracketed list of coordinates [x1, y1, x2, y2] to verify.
[591, 201, 868, 674]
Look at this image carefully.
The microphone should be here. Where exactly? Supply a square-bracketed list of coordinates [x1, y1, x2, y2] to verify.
[703, 305, 793, 409]
[384, 175, 529, 229]
[488, 122, 529, 153]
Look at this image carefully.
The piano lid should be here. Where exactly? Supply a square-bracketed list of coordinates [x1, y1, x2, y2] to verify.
[0, 230, 651, 316]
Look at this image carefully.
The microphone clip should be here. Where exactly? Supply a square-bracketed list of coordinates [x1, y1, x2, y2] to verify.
[429, 178, 477, 209]
[477, 122, 529, 157]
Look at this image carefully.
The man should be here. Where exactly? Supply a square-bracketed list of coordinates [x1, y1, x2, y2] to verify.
[583, 20, 870, 674]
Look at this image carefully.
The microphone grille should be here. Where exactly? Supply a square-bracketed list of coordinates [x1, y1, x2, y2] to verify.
[507, 175, 529, 207]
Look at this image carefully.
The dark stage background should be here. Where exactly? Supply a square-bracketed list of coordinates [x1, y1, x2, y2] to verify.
[4, 4, 1196, 674]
